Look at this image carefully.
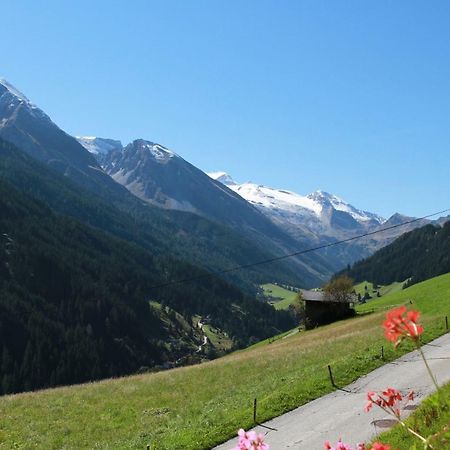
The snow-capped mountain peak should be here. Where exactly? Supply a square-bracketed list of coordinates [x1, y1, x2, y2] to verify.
[307, 190, 336, 202]
[0, 79, 32, 104]
[209, 172, 385, 240]
[75, 137, 177, 164]
[235, 182, 323, 215]
[307, 190, 384, 223]
[208, 171, 236, 186]
[76, 136, 123, 155]
[0, 79, 49, 122]
[208, 173, 324, 216]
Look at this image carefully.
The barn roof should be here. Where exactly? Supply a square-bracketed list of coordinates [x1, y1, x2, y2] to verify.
[300, 289, 355, 303]
[300, 289, 325, 302]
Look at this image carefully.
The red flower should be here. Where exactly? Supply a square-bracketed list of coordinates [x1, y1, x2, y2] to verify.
[383, 306, 423, 347]
[364, 387, 414, 420]
[370, 443, 391, 450]
[381, 388, 402, 407]
[372, 442, 391, 450]
[365, 391, 376, 412]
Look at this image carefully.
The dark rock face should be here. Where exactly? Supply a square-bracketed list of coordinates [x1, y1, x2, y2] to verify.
[0, 80, 115, 192]
[103, 139, 271, 226]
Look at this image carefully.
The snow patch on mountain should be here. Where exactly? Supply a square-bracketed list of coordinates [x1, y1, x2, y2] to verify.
[143, 142, 175, 161]
[76, 136, 123, 155]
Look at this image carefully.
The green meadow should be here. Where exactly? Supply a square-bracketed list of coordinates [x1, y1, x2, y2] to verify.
[353, 280, 405, 298]
[0, 273, 449, 449]
[261, 283, 298, 310]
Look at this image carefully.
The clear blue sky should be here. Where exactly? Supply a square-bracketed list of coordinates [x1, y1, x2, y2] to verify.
[2, 0, 449, 218]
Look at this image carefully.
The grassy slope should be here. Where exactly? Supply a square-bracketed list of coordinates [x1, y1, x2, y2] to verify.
[374, 382, 450, 449]
[356, 272, 450, 315]
[202, 325, 234, 353]
[353, 280, 404, 298]
[1, 274, 449, 450]
[262, 283, 298, 310]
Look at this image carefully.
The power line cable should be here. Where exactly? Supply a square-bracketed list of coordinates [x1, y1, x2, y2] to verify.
[150, 208, 450, 290]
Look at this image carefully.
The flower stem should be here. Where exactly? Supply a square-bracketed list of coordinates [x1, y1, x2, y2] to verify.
[402, 421, 434, 449]
[417, 343, 440, 393]
[387, 410, 433, 449]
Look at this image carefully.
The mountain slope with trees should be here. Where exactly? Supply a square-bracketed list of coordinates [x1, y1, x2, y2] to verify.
[0, 137, 311, 292]
[340, 222, 450, 287]
[0, 175, 295, 395]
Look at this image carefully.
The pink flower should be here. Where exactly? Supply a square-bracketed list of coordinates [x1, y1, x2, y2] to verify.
[250, 433, 269, 450]
[324, 439, 355, 450]
[324, 441, 390, 450]
[234, 429, 269, 450]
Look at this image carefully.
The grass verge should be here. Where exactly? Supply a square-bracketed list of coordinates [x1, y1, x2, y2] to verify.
[374, 382, 450, 449]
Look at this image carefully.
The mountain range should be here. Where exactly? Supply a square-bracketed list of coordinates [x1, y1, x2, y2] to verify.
[0, 79, 315, 289]
[208, 172, 384, 238]
[206, 172, 439, 264]
[2, 77, 446, 281]
[78, 137, 336, 284]
[76, 131, 441, 270]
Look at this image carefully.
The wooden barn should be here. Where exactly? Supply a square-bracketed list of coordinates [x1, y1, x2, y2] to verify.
[301, 289, 355, 329]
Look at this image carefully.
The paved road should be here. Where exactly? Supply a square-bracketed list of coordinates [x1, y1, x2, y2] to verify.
[215, 333, 450, 450]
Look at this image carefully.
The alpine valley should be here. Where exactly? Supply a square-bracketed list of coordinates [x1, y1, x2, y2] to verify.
[0, 79, 443, 395]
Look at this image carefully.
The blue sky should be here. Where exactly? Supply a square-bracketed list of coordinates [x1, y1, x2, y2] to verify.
[2, 0, 449, 218]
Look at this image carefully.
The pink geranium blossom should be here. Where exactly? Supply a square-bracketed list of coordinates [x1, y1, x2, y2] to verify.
[325, 441, 391, 450]
[233, 429, 269, 450]
[325, 439, 358, 450]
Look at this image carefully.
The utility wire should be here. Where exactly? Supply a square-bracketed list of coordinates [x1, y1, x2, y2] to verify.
[150, 208, 450, 290]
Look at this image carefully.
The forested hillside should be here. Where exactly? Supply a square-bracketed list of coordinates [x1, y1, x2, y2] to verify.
[0, 138, 307, 291]
[0, 176, 294, 395]
[341, 222, 450, 287]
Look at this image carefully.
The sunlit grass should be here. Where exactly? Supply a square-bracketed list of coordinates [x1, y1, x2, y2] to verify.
[261, 283, 298, 310]
[353, 280, 404, 298]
